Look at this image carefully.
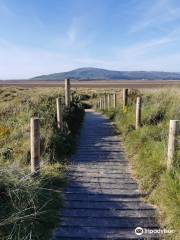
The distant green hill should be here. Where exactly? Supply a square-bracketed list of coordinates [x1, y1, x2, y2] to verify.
[32, 67, 180, 80]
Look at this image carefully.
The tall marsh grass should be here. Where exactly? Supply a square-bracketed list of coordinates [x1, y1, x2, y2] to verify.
[102, 88, 180, 240]
[0, 87, 84, 240]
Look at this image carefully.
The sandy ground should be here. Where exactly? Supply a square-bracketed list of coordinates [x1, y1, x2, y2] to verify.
[0, 80, 180, 88]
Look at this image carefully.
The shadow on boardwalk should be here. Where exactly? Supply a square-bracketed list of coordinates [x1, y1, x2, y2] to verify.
[52, 110, 160, 240]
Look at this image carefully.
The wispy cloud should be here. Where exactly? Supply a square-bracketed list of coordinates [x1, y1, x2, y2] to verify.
[67, 17, 80, 45]
[130, 0, 180, 33]
[67, 16, 95, 48]
[119, 38, 172, 57]
[1, 37, 180, 79]
[115, 33, 179, 59]
[54, 16, 94, 51]
[1, 0, 180, 78]
[0, 2, 14, 17]
[109, 27, 180, 71]
[0, 39, 67, 79]
[0, 37, 96, 79]
[116, 52, 180, 72]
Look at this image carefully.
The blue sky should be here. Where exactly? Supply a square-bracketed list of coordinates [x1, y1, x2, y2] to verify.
[0, 0, 180, 79]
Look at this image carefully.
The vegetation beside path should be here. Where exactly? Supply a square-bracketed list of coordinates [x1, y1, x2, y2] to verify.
[100, 88, 180, 240]
[0, 87, 84, 240]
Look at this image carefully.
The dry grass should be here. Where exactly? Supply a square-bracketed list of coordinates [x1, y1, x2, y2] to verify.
[0, 87, 84, 240]
[100, 87, 180, 240]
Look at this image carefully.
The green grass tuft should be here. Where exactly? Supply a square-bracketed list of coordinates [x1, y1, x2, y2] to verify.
[0, 87, 84, 239]
[101, 88, 180, 240]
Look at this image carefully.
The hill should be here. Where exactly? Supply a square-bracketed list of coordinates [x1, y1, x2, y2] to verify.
[32, 67, 180, 80]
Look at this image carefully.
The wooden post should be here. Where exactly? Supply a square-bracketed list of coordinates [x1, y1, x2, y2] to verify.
[136, 96, 142, 129]
[31, 117, 40, 174]
[100, 98, 103, 110]
[107, 94, 111, 110]
[95, 101, 98, 109]
[167, 120, 179, 170]
[123, 88, 128, 109]
[101, 98, 103, 110]
[65, 78, 70, 107]
[96, 100, 98, 109]
[104, 95, 107, 110]
[71, 92, 73, 102]
[56, 97, 63, 129]
[113, 93, 117, 108]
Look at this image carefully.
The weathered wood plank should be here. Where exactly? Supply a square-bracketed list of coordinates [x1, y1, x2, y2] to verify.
[52, 109, 158, 240]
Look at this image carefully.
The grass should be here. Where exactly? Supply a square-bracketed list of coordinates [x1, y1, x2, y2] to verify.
[0, 165, 65, 240]
[100, 88, 180, 240]
[0, 87, 84, 240]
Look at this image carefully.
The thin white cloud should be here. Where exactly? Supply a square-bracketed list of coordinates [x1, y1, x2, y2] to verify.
[1, 1, 180, 79]
[1, 35, 180, 79]
[115, 27, 180, 61]
[73, 52, 180, 72]
[67, 28, 77, 44]
[116, 52, 180, 72]
[66, 16, 95, 48]
[130, 0, 180, 33]
[1, 42, 180, 79]
[54, 16, 95, 50]
[0, 39, 68, 79]
[0, 38, 100, 79]
[119, 37, 172, 57]
[67, 17, 80, 45]
[0, 2, 14, 17]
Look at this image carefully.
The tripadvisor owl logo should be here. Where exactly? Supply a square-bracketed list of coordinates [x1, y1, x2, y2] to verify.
[135, 227, 144, 236]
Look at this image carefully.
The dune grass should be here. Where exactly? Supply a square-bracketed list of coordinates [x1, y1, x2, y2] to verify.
[0, 87, 84, 240]
[101, 88, 180, 240]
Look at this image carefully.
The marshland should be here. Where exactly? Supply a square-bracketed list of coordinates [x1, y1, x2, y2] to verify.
[0, 85, 179, 239]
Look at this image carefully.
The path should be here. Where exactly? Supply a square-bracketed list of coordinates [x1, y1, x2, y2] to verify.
[52, 109, 159, 239]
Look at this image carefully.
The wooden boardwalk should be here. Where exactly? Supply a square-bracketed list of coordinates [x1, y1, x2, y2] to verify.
[52, 110, 159, 239]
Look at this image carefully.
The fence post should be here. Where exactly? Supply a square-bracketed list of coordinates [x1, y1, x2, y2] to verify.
[56, 97, 63, 129]
[107, 94, 111, 110]
[95, 101, 98, 109]
[104, 95, 107, 110]
[136, 96, 142, 129]
[71, 92, 74, 102]
[167, 120, 179, 170]
[96, 100, 98, 109]
[101, 97, 103, 110]
[123, 88, 128, 110]
[65, 78, 70, 107]
[31, 117, 40, 174]
[113, 93, 117, 108]
[101, 98, 103, 110]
